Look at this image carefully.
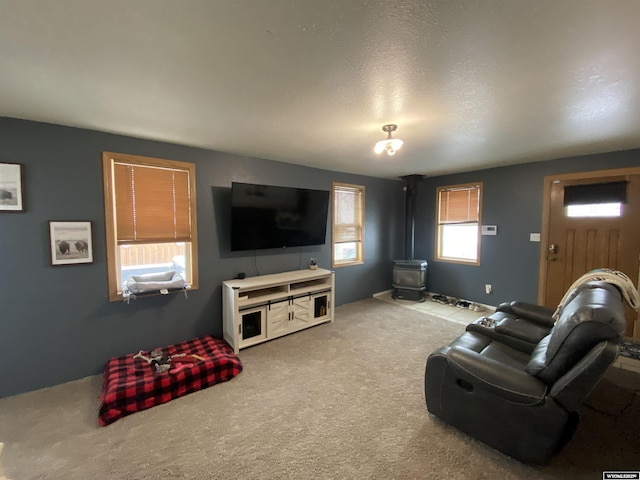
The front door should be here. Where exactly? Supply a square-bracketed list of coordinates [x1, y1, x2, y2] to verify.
[540, 168, 640, 338]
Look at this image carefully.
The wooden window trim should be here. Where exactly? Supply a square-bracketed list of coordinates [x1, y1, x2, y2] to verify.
[102, 152, 199, 301]
[435, 182, 482, 266]
[332, 182, 365, 268]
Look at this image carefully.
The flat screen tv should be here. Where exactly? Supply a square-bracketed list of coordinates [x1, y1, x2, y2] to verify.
[230, 182, 330, 251]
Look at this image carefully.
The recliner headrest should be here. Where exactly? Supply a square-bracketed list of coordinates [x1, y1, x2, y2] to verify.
[526, 281, 625, 384]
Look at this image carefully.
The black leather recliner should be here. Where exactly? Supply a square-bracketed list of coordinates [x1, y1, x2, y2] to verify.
[424, 281, 626, 464]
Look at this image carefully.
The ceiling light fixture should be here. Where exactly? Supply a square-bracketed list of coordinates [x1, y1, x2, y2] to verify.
[374, 124, 403, 156]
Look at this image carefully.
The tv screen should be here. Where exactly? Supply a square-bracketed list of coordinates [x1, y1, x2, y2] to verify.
[230, 182, 330, 251]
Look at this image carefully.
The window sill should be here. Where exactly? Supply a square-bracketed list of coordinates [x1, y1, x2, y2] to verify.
[109, 285, 197, 303]
[332, 260, 364, 268]
[435, 257, 480, 266]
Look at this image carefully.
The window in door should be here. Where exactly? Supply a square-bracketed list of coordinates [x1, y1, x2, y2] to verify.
[102, 152, 198, 301]
[332, 182, 365, 267]
[564, 181, 627, 218]
[436, 183, 482, 264]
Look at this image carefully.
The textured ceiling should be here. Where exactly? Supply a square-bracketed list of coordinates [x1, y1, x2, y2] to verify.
[1, 0, 640, 179]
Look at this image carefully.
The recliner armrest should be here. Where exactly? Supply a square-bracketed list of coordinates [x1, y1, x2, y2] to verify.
[498, 301, 556, 328]
[550, 340, 619, 410]
[494, 318, 550, 345]
[447, 346, 548, 405]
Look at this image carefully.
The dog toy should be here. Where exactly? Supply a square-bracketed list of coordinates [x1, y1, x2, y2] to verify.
[133, 350, 204, 373]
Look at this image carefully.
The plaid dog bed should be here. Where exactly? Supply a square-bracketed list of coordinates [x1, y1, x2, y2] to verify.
[99, 335, 242, 426]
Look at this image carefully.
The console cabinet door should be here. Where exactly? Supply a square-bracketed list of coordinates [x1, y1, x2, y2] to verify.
[312, 291, 331, 322]
[267, 300, 290, 338]
[290, 295, 311, 330]
[238, 305, 267, 348]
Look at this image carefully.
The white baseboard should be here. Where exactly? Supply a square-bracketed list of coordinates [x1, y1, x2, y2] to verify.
[372, 289, 394, 298]
[613, 355, 640, 374]
[374, 289, 432, 299]
[373, 289, 496, 311]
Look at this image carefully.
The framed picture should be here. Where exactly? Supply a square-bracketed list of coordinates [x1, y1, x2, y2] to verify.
[49, 221, 94, 265]
[0, 162, 24, 211]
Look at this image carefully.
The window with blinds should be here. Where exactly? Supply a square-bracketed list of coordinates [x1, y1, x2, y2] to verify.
[436, 183, 482, 264]
[103, 152, 198, 301]
[332, 182, 365, 267]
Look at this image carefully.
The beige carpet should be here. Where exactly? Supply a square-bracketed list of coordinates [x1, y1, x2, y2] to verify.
[0, 298, 638, 480]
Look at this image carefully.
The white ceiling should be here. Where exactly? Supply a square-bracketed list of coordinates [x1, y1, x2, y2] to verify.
[2, 1, 640, 179]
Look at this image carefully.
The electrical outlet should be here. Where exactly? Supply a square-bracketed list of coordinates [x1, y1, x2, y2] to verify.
[485, 284, 492, 294]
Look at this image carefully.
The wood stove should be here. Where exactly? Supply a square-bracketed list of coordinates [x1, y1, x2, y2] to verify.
[392, 259, 427, 301]
[392, 174, 427, 301]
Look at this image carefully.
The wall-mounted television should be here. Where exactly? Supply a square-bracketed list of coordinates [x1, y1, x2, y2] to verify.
[230, 182, 330, 251]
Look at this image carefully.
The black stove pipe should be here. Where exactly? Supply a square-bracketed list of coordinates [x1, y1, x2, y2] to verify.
[400, 174, 423, 260]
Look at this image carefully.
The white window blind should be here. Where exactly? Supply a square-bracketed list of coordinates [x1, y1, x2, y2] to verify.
[333, 184, 363, 244]
[332, 183, 364, 266]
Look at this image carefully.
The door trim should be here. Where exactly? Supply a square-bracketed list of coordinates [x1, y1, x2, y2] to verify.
[537, 166, 640, 305]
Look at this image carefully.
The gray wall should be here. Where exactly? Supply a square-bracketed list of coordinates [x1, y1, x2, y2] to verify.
[0, 117, 404, 397]
[415, 150, 640, 306]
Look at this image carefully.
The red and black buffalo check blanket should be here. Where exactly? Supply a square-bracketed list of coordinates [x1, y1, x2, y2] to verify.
[98, 335, 242, 426]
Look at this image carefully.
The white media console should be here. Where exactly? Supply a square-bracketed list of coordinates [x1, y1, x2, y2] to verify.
[222, 268, 335, 353]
